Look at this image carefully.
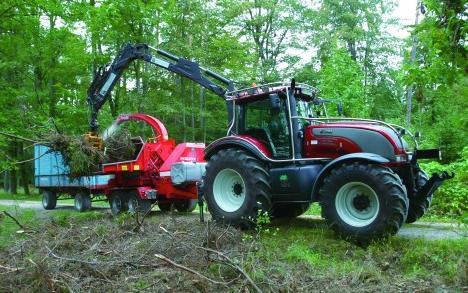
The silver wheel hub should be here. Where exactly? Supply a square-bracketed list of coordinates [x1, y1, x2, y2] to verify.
[335, 182, 380, 227]
[213, 168, 246, 213]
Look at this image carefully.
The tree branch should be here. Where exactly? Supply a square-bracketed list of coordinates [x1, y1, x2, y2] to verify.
[154, 254, 229, 285]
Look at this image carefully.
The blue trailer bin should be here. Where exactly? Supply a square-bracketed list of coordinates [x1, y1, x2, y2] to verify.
[34, 144, 113, 210]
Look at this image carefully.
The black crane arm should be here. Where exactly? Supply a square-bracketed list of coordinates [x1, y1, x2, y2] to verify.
[87, 43, 234, 131]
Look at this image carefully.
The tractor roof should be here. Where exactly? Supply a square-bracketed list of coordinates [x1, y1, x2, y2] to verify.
[225, 82, 318, 103]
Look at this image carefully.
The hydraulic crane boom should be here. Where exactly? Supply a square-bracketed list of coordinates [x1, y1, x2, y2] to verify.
[87, 43, 234, 132]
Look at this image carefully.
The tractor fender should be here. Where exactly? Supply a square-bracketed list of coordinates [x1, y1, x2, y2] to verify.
[311, 152, 389, 201]
[205, 136, 269, 161]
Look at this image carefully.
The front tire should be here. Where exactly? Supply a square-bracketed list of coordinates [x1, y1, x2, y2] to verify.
[319, 163, 408, 242]
[42, 190, 57, 210]
[75, 192, 92, 212]
[406, 170, 431, 223]
[204, 148, 271, 227]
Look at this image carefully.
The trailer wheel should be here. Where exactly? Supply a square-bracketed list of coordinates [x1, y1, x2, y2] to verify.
[174, 199, 197, 213]
[204, 148, 272, 228]
[128, 193, 152, 215]
[319, 163, 408, 242]
[271, 203, 311, 218]
[75, 192, 92, 212]
[158, 202, 173, 212]
[406, 170, 432, 223]
[109, 192, 128, 215]
[42, 190, 57, 210]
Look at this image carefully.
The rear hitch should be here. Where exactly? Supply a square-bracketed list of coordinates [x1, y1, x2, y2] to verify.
[416, 171, 455, 199]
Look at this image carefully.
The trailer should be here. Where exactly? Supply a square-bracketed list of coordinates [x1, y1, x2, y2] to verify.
[34, 144, 114, 211]
[34, 113, 207, 214]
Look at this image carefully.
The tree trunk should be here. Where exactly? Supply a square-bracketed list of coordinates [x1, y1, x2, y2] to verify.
[406, 0, 421, 126]
[4, 171, 10, 192]
[347, 39, 357, 61]
[199, 87, 206, 143]
[18, 142, 30, 195]
[181, 78, 186, 142]
[9, 141, 18, 194]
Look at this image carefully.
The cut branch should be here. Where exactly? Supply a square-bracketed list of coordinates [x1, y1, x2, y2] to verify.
[154, 253, 229, 286]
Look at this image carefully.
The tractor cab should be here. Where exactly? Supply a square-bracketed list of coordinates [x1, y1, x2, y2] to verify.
[226, 82, 331, 160]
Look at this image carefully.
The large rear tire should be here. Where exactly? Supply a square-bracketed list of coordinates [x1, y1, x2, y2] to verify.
[406, 170, 432, 223]
[204, 148, 271, 228]
[75, 192, 92, 212]
[319, 163, 408, 242]
[42, 190, 57, 210]
[271, 203, 311, 218]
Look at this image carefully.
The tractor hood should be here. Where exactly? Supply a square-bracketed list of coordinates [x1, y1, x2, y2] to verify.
[304, 121, 409, 162]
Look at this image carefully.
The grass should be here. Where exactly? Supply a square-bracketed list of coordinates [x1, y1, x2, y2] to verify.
[255, 218, 467, 287]
[0, 204, 466, 291]
[0, 204, 38, 248]
[0, 189, 41, 201]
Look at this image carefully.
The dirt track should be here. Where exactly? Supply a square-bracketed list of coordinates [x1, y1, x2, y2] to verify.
[0, 199, 466, 240]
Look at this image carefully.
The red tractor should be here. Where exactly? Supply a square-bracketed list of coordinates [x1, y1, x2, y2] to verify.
[202, 82, 453, 241]
[85, 43, 452, 241]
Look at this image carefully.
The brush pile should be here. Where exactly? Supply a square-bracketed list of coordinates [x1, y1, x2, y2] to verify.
[38, 128, 135, 178]
[104, 128, 135, 162]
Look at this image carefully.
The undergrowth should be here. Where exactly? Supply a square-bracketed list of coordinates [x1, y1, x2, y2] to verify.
[420, 146, 468, 220]
[0, 206, 465, 292]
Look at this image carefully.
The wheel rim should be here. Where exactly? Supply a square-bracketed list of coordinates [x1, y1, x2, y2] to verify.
[213, 168, 246, 213]
[112, 197, 122, 212]
[75, 195, 82, 210]
[128, 197, 137, 213]
[335, 182, 380, 227]
[42, 195, 48, 207]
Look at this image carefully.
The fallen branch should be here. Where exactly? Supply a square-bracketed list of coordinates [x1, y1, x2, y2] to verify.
[0, 264, 24, 273]
[2, 211, 29, 231]
[154, 253, 229, 286]
[196, 246, 262, 293]
[158, 225, 261, 292]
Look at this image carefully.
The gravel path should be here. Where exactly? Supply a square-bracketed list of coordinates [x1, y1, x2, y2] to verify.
[1, 199, 466, 240]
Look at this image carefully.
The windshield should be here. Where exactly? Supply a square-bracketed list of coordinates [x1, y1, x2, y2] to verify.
[296, 100, 313, 118]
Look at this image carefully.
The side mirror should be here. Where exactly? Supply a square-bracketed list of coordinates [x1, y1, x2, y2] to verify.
[269, 94, 281, 112]
[337, 102, 343, 116]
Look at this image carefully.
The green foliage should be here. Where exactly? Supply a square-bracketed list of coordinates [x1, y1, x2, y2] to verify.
[318, 47, 368, 117]
[402, 0, 467, 162]
[420, 147, 468, 218]
[0, 0, 465, 218]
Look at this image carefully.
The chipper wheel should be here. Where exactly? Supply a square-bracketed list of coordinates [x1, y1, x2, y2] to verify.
[109, 192, 129, 215]
[174, 199, 197, 213]
[75, 191, 92, 212]
[128, 192, 153, 215]
[42, 189, 57, 210]
[158, 202, 173, 212]
[406, 170, 432, 223]
[319, 163, 408, 242]
[203, 148, 272, 228]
